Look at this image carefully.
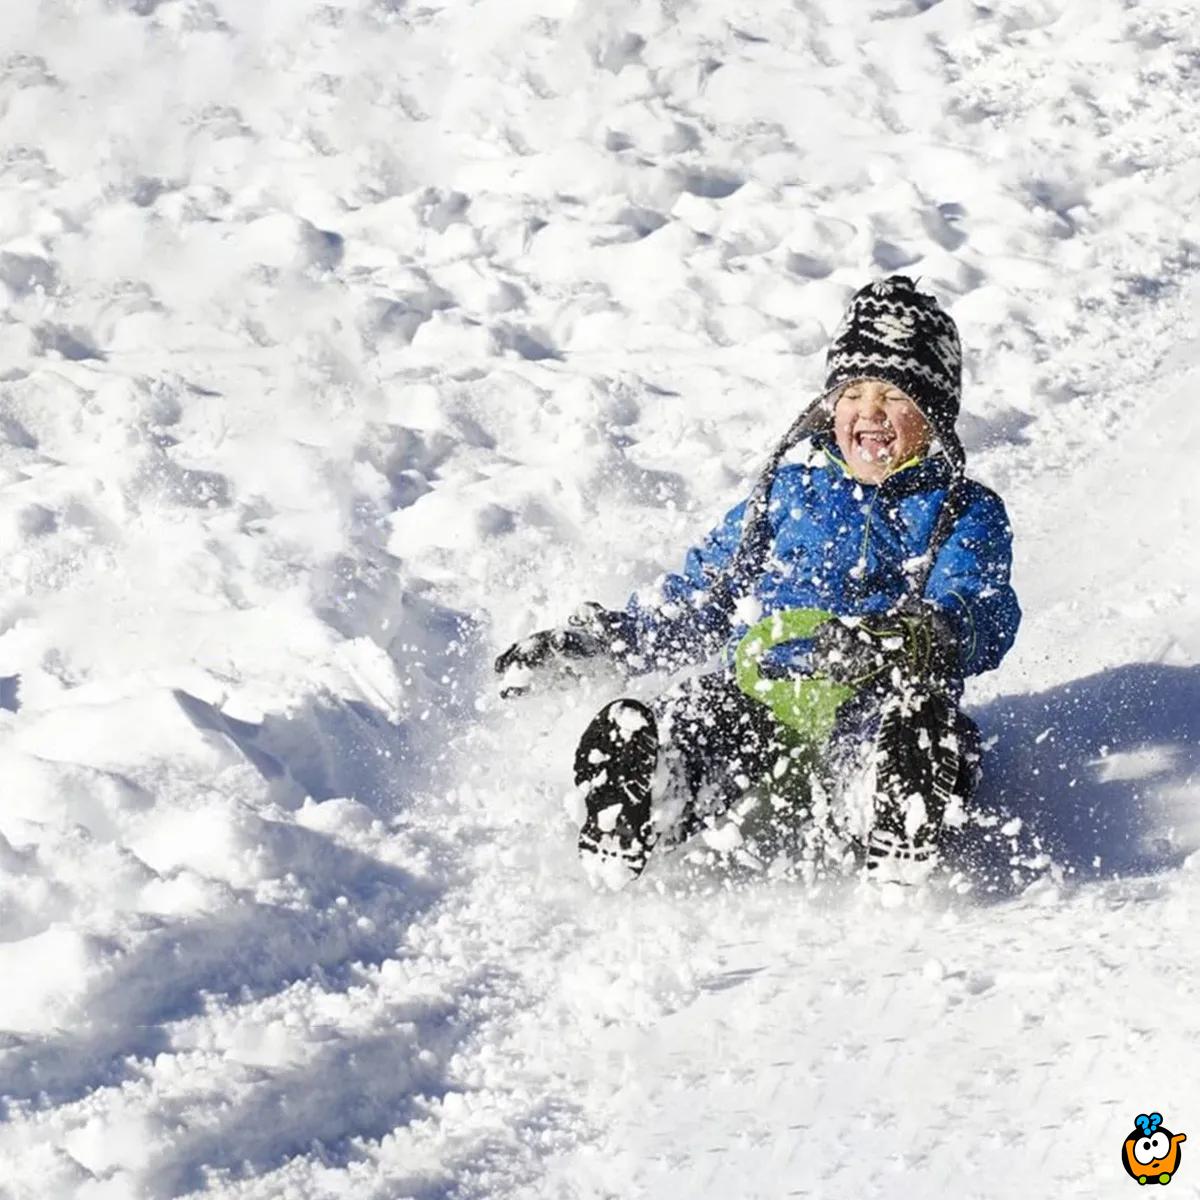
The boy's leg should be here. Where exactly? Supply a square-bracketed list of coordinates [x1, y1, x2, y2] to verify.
[654, 671, 800, 845]
[824, 683, 981, 881]
[573, 672, 793, 886]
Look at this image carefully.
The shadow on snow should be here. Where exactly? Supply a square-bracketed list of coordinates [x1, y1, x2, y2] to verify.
[950, 662, 1200, 896]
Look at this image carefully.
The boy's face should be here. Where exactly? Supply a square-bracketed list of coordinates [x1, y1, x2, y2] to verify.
[833, 379, 932, 484]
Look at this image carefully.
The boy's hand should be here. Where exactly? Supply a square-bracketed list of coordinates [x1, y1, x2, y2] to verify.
[811, 617, 904, 685]
[811, 607, 955, 687]
[494, 603, 636, 698]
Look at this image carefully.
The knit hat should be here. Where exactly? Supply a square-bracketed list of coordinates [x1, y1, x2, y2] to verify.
[823, 275, 964, 468]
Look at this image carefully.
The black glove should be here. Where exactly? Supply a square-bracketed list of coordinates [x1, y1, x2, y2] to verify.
[811, 606, 957, 688]
[494, 603, 636, 698]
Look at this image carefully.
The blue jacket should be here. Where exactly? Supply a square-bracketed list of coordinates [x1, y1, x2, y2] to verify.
[624, 437, 1020, 685]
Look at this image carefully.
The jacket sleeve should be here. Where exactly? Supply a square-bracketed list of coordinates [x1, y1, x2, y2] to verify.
[621, 499, 749, 672]
[923, 486, 1021, 676]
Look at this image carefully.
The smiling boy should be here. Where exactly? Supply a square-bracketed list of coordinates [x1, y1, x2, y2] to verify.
[496, 276, 1021, 889]
[834, 379, 932, 480]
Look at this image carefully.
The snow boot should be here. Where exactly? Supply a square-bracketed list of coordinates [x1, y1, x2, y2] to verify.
[574, 699, 659, 890]
[865, 689, 977, 885]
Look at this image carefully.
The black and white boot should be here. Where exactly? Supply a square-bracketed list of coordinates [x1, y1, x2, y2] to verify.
[573, 699, 660, 891]
[865, 690, 977, 886]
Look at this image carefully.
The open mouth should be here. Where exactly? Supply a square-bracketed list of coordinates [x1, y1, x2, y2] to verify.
[853, 425, 896, 461]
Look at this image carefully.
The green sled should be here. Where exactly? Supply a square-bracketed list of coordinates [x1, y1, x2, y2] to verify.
[733, 607, 856, 746]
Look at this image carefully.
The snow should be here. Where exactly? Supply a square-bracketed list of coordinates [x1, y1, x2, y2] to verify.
[1, 0, 1199, 1196]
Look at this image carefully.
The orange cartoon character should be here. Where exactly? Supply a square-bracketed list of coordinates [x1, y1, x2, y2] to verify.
[1123, 1113, 1187, 1186]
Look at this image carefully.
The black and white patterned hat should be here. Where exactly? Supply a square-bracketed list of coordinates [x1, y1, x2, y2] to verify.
[823, 275, 964, 467]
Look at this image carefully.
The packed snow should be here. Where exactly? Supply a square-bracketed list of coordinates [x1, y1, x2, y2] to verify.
[1, 0, 1198, 1196]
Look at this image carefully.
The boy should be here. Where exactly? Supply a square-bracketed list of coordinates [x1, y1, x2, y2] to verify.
[496, 276, 1020, 889]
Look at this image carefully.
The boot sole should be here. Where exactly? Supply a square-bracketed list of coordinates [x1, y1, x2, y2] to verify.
[574, 699, 659, 886]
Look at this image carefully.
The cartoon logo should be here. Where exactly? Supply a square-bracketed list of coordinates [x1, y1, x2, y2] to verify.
[1122, 1113, 1187, 1186]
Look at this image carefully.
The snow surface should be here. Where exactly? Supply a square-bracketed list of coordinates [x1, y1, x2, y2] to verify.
[1, 0, 1199, 1196]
